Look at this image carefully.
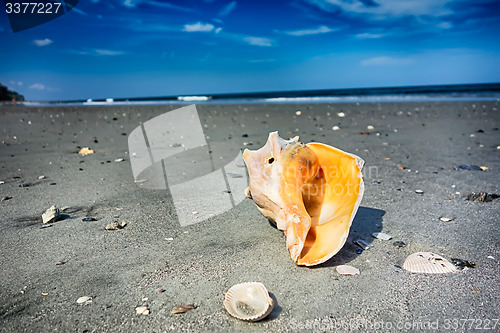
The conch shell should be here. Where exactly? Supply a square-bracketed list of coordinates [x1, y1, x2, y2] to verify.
[243, 131, 364, 266]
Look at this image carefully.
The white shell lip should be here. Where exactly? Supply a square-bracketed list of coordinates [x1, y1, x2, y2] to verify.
[223, 282, 274, 322]
[403, 252, 458, 274]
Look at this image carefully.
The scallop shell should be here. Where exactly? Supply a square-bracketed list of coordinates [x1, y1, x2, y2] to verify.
[243, 131, 364, 266]
[223, 282, 274, 322]
[403, 252, 458, 274]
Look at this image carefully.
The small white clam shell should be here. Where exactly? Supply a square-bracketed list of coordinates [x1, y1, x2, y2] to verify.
[76, 296, 92, 304]
[223, 282, 274, 322]
[403, 252, 457, 274]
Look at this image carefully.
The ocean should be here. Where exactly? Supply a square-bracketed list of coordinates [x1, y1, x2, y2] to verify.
[28, 82, 500, 105]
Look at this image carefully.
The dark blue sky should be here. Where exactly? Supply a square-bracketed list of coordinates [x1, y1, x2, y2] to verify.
[1, 0, 500, 100]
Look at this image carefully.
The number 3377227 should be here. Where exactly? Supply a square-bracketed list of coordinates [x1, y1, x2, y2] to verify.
[5, 2, 62, 14]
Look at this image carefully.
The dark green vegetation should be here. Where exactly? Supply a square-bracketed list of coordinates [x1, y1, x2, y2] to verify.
[0, 83, 24, 101]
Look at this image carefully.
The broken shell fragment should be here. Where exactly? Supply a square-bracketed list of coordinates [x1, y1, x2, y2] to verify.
[354, 239, 373, 250]
[439, 217, 453, 222]
[336, 265, 360, 276]
[243, 131, 364, 266]
[79, 147, 94, 156]
[456, 164, 482, 171]
[42, 205, 60, 224]
[136, 306, 150, 315]
[393, 241, 407, 248]
[224, 282, 274, 322]
[451, 258, 476, 269]
[465, 192, 500, 202]
[171, 304, 197, 314]
[403, 252, 458, 274]
[372, 232, 392, 240]
[105, 221, 127, 230]
[76, 296, 92, 304]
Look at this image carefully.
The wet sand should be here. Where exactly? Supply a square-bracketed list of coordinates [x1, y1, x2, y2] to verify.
[0, 101, 499, 332]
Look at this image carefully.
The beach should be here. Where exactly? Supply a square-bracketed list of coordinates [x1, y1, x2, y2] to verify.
[0, 101, 499, 332]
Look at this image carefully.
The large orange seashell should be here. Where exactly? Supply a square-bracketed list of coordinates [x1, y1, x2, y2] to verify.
[243, 132, 364, 266]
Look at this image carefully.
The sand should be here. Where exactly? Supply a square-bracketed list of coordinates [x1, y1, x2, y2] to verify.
[0, 101, 499, 332]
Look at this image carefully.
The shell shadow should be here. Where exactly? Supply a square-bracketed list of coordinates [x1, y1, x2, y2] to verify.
[312, 206, 386, 268]
[265, 292, 282, 321]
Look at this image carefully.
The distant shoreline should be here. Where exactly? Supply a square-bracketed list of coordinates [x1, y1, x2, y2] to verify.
[10, 82, 500, 105]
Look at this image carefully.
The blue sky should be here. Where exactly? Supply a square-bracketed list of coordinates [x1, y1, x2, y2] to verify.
[1, 0, 499, 100]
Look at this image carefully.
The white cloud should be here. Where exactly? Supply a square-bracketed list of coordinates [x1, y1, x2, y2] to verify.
[183, 22, 215, 32]
[94, 49, 124, 56]
[29, 83, 58, 92]
[123, 0, 136, 7]
[283, 25, 336, 36]
[147, 0, 193, 11]
[30, 83, 46, 90]
[361, 56, 414, 66]
[307, 0, 454, 18]
[438, 21, 453, 29]
[9, 81, 23, 87]
[66, 48, 125, 56]
[243, 36, 273, 47]
[33, 38, 53, 47]
[356, 32, 384, 39]
[215, 27, 222, 34]
[123, 0, 193, 12]
[250, 59, 275, 63]
[219, 1, 237, 16]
